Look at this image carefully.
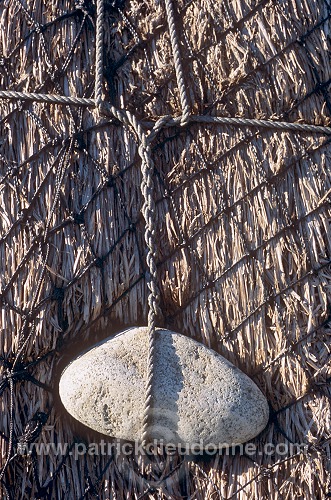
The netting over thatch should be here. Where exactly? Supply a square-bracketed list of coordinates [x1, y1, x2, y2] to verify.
[0, 0, 331, 498]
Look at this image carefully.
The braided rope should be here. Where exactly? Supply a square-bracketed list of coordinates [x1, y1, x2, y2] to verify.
[116, 109, 162, 448]
[95, 0, 104, 107]
[164, 0, 190, 126]
[140, 148, 160, 447]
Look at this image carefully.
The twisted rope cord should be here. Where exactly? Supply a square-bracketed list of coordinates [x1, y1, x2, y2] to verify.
[0, 82, 329, 454]
[1, 5, 329, 494]
[141, 113, 331, 136]
[0, 90, 95, 107]
[148, 115, 174, 141]
[164, 0, 190, 126]
[95, 0, 104, 108]
[191, 115, 331, 135]
[0, 90, 330, 136]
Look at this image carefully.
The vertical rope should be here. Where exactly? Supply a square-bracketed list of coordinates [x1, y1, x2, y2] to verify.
[105, 106, 162, 448]
[140, 135, 160, 449]
[92, 105, 166, 448]
[95, 0, 104, 107]
[164, 0, 190, 126]
[120, 111, 161, 448]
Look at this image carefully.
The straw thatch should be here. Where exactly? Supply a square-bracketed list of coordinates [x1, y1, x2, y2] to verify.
[0, 0, 330, 498]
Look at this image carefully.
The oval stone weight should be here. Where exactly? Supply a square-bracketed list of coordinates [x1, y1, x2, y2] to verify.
[59, 328, 269, 448]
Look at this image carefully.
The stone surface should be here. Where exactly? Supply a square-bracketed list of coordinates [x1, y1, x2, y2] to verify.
[59, 328, 269, 448]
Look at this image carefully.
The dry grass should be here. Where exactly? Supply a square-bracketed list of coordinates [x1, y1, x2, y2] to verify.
[0, 0, 330, 498]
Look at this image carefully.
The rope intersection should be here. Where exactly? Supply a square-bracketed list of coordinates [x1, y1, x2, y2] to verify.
[1, 0, 330, 461]
[0, 90, 330, 137]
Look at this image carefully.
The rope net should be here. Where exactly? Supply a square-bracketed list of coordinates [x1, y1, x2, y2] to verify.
[0, 0, 330, 498]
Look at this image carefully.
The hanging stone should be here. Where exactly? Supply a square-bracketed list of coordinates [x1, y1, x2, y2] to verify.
[59, 327, 269, 449]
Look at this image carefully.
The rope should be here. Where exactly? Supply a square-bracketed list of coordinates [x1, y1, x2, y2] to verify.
[139, 132, 161, 449]
[141, 114, 331, 136]
[0, 73, 329, 458]
[164, 0, 190, 126]
[148, 115, 174, 142]
[192, 115, 331, 135]
[95, 0, 104, 108]
[0, 90, 330, 136]
[108, 105, 329, 451]
[0, 90, 95, 107]
[118, 110, 162, 448]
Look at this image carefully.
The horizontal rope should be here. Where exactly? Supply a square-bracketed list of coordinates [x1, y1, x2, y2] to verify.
[193, 115, 331, 135]
[0, 90, 96, 107]
[143, 114, 331, 136]
[0, 90, 330, 136]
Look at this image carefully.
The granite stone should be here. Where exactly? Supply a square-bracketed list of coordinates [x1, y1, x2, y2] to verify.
[59, 327, 269, 448]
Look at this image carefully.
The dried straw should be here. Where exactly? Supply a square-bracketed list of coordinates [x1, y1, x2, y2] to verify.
[0, 0, 330, 498]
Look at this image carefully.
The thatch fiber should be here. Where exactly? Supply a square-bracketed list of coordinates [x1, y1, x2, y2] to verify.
[0, 0, 330, 498]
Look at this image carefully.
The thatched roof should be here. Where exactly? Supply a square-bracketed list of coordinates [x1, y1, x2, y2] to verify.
[0, 0, 330, 498]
